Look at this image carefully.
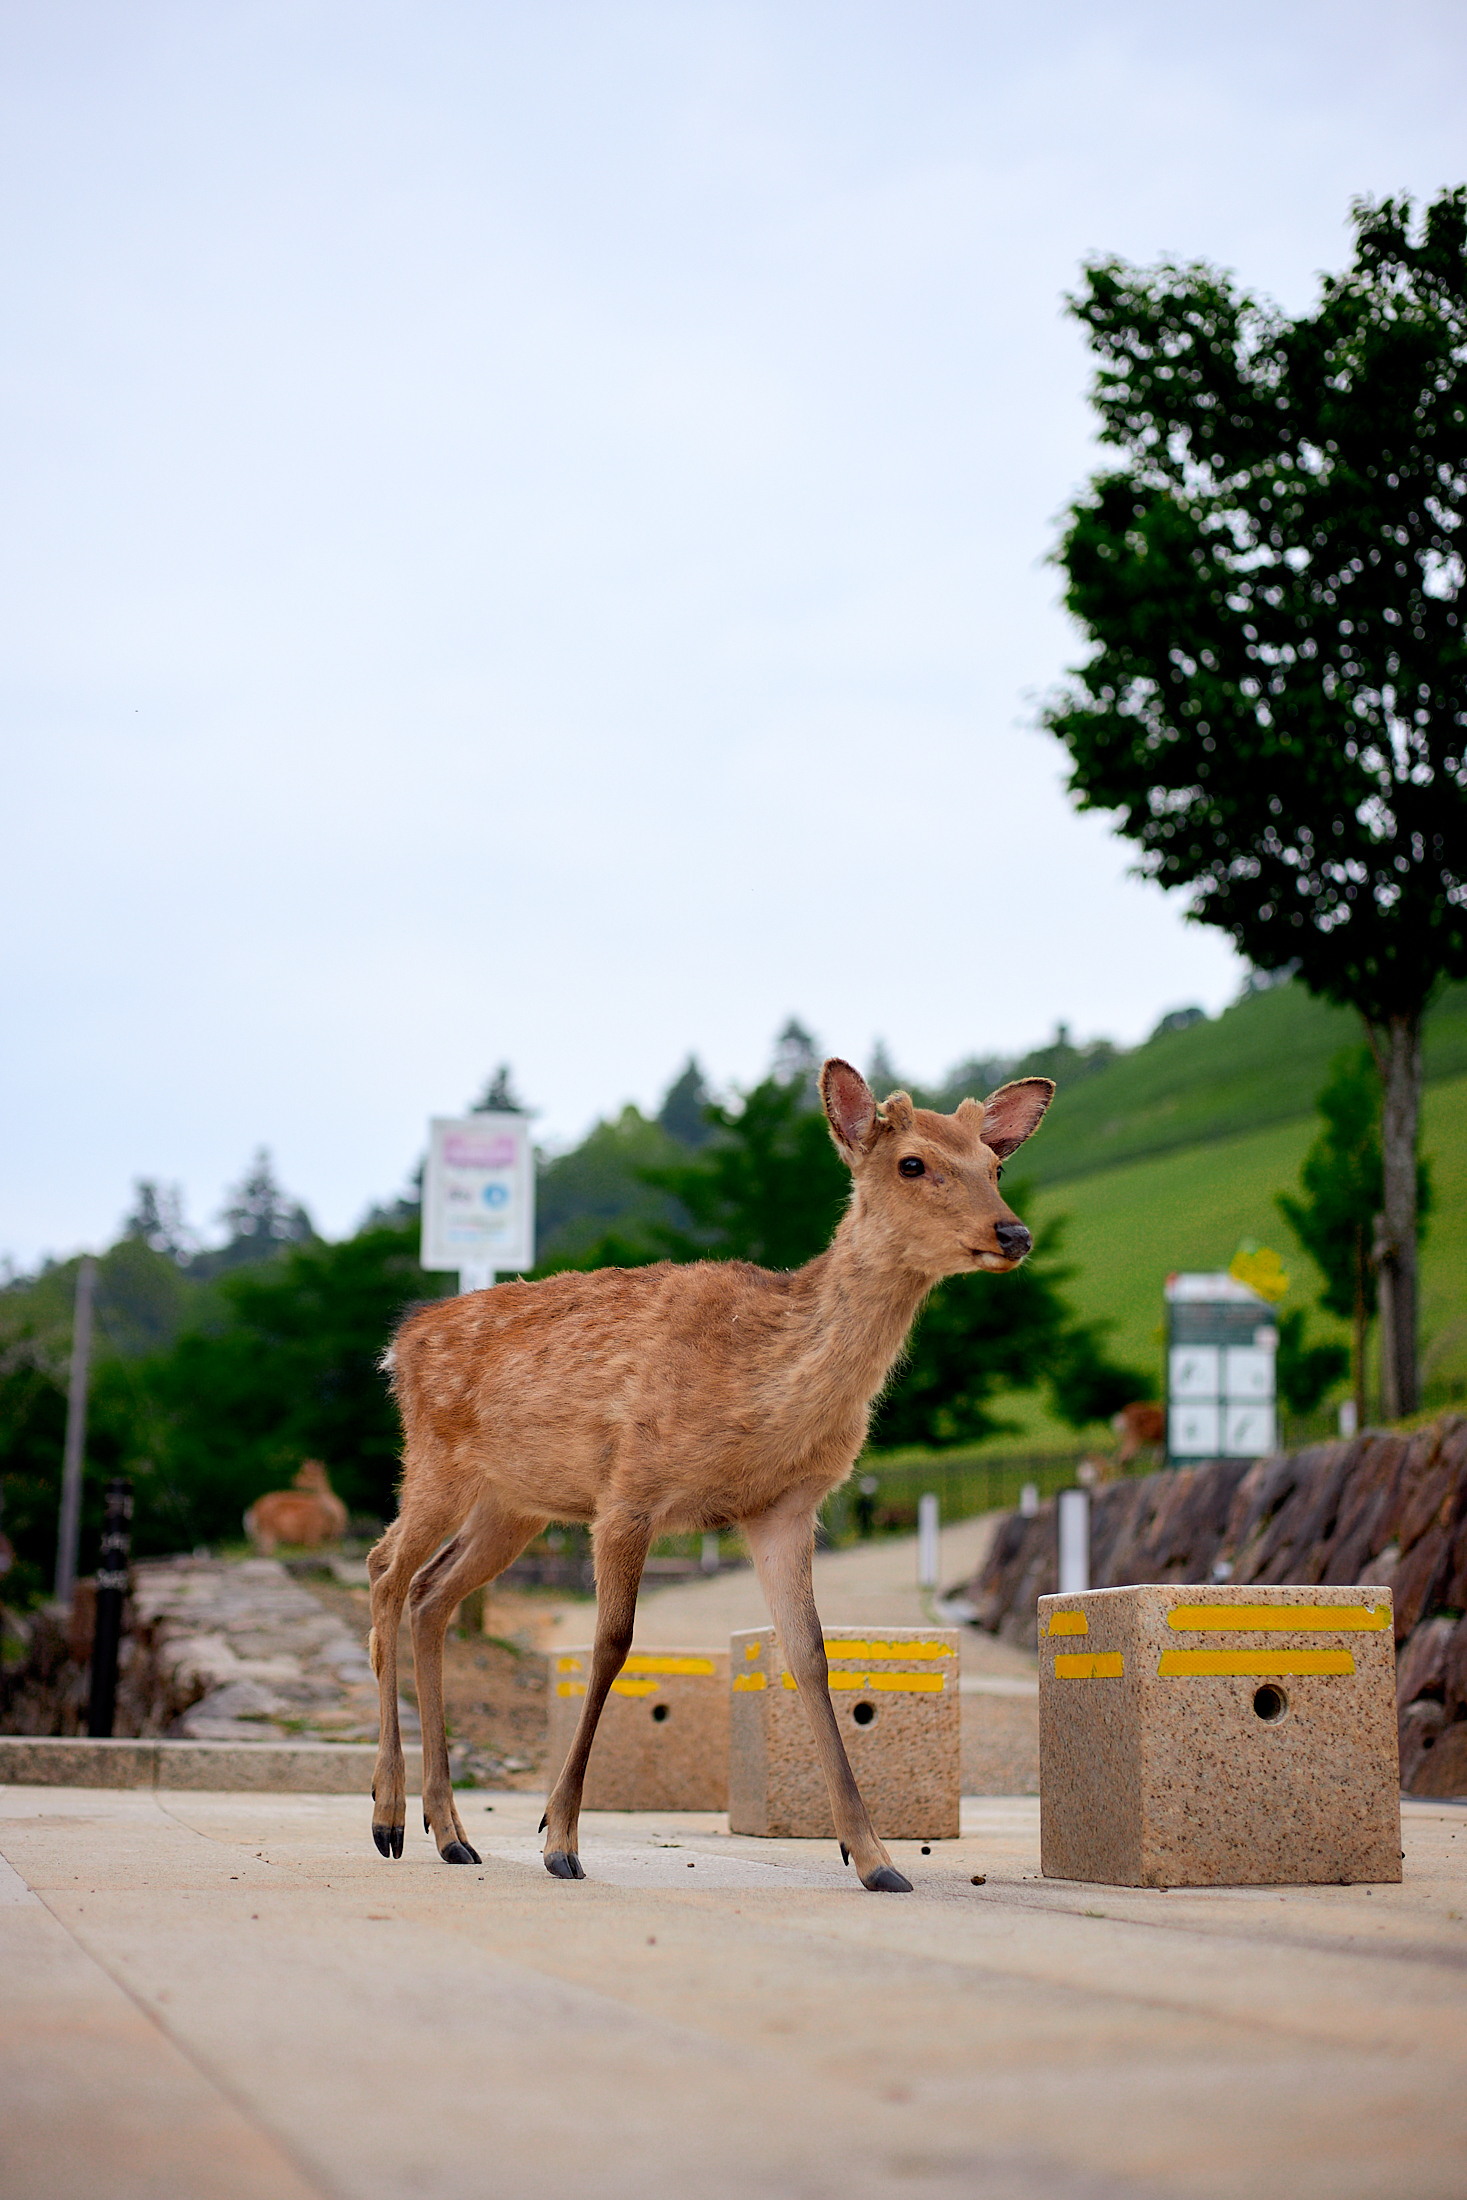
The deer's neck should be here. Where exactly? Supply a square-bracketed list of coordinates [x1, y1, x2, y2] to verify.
[793, 1199, 933, 1411]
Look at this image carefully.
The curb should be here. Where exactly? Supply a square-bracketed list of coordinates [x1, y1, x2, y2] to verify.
[0, 1736, 376, 1792]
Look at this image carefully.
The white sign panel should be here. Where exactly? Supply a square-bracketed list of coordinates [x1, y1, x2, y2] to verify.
[421, 1115, 535, 1275]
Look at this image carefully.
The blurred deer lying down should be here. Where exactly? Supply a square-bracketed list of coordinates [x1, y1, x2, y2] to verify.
[1113, 1401, 1166, 1468]
[244, 1460, 349, 1554]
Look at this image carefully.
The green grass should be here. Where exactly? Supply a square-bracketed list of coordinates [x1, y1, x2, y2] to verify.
[1016, 978, 1467, 1188]
[1026, 1070, 1467, 1413]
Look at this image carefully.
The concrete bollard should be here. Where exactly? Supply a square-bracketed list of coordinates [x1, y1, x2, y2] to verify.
[547, 1646, 729, 1810]
[729, 1625, 960, 1840]
[1038, 1583, 1401, 1887]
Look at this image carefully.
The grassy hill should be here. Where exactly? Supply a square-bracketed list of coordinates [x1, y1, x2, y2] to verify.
[1015, 978, 1467, 1187]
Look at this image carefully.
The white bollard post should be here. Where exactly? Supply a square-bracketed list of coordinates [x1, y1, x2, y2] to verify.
[917, 1492, 939, 1588]
[1019, 1482, 1040, 1518]
[1338, 1397, 1359, 1438]
[1057, 1487, 1090, 1595]
[701, 1532, 720, 1575]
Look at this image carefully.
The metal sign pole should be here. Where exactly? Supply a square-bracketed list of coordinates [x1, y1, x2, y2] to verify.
[54, 1256, 96, 1607]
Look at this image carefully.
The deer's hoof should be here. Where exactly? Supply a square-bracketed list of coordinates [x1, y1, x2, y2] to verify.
[544, 1849, 585, 1880]
[440, 1840, 480, 1865]
[862, 1865, 913, 1893]
[373, 1824, 403, 1860]
[840, 1843, 850, 1867]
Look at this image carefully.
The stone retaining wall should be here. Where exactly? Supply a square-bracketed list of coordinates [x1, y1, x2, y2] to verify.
[953, 1413, 1467, 1797]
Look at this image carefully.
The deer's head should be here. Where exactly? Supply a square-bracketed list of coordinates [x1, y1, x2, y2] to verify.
[819, 1058, 1054, 1280]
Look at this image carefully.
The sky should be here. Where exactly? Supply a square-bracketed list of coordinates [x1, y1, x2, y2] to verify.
[3, 0, 1464, 1265]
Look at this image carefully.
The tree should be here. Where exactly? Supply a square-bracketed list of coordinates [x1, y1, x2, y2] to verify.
[145, 1223, 452, 1542]
[1273, 1309, 1350, 1428]
[208, 1150, 314, 1273]
[121, 1179, 195, 1264]
[1276, 1047, 1431, 1424]
[1043, 188, 1467, 1415]
[657, 1057, 715, 1147]
[472, 1065, 529, 1114]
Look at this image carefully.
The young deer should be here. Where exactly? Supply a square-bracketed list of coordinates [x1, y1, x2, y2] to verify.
[368, 1060, 1053, 1891]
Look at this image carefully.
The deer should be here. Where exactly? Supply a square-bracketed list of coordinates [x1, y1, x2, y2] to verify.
[367, 1059, 1054, 1891]
[243, 1459, 349, 1554]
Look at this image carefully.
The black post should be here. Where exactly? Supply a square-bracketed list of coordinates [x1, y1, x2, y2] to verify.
[87, 1477, 133, 1739]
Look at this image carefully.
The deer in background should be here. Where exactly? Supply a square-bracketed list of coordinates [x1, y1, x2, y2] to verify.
[244, 1460, 348, 1554]
[368, 1060, 1053, 1891]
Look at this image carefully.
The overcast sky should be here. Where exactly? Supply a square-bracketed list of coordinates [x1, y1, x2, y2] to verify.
[3, 0, 1464, 1265]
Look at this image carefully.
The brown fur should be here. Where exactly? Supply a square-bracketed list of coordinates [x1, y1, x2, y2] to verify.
[367, 1060, 1054, 1886]
[1112, 1400, 1166, 1468]
[244, 1459, 349, 1555]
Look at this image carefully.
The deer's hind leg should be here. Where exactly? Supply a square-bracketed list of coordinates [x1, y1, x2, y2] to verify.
[367, 1486, 469, 1860]
[408, 1494, 547, 1863]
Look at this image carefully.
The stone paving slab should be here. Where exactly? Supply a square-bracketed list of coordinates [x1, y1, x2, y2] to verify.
[0, 1736, 378, 1790]
[2, 1783, 1464, 2200]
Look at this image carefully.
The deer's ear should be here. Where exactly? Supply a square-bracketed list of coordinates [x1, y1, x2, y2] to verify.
[881, 1091, 914, 1133]
[979, 1078, 1055, 1160]
[821, 1058, 879, 1160]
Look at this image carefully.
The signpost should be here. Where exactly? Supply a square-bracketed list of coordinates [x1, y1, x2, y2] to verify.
[420, 1114, 535, 1292]
[1165, 1272, 1279, 1464]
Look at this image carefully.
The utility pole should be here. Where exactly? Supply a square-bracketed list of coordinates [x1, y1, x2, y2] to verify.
[54, 1256, 96, 1607]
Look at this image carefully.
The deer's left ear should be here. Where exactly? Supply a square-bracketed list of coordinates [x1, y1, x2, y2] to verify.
[821, 1058, 880, 1160]
[979, 1078, 1055, 1160]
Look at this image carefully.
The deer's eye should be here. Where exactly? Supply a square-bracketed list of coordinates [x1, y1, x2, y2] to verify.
[996, 1164, 1004, 1182]
[898, 1156, 925, 1178]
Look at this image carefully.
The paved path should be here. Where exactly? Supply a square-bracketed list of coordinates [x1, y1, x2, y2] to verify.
[3, 1783, 1464, 2200]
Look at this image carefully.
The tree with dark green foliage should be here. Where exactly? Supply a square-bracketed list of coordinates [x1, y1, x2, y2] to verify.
[1273, 1309, 1350, 1428]
[473, 1064, 529, 1114]
[199, 1150, 314, 1277]
[142, 1223, 451, 1546]
[645, 1076, 849, 1270]
[657, 1057, 715, 1148]
[1277, 1047, 1431, 1425]
[1043, 188, 1467, 1418]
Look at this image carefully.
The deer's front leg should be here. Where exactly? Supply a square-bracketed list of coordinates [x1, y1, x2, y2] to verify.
[744, 1495, 912, 1893]
[541, 1508, 650, 1880]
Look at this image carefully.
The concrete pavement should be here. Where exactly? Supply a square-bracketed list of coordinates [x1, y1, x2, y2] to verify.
[3, 1781, 1465, 2200]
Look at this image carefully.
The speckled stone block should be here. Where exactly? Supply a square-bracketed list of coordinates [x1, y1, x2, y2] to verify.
[1039, 1583, 1401, 1887]
[547, 1646, 729, 1811]
[729, 1625, 960, 1840]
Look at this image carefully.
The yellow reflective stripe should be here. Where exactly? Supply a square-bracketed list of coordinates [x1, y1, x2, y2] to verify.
[1053, 1652, 1124, 1680]
[556, 1657, 583, 1673]
[1045, 1611, 1089, 1637]
[744, 1643, 761, 1660]
[556, 1680, 586, 1698]
[1158, 1649, 1355, 1677]
[781, 1671, 945, 1693]
[621, 1655, 716, 1675]
[610, 1677, 660, 1697]
[1166, 1604, 1389, 1633]
[732, 1673, 766, 1692]
[822, 1639, 953, 1661]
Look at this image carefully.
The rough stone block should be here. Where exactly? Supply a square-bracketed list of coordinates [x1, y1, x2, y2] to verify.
[729, 1625, 960, 1839]
[547, 1647, 729, 1810]
[1039, 1583, 1401, 1887]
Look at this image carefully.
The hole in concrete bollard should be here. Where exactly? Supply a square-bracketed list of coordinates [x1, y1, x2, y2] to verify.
[651, 1702, 670, 1722]
[852, 1701, 877, 1727]
[1253, 1684, 1288, 1723]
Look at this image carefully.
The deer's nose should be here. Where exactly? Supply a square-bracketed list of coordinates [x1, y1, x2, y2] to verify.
[994, 1220, 1031, 1259]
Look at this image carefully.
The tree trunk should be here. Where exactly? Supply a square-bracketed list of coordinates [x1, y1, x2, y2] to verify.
[1366, 1013, 1422, 1420]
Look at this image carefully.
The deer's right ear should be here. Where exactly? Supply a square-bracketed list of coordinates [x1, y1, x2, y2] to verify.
[820, 1058, 879, 1160]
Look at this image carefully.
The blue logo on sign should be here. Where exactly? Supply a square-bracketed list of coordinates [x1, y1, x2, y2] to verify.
[482, 1184, 509, 1209]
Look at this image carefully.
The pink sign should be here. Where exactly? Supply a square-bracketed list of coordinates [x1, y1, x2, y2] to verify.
[444, 1132, 517, 1170]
